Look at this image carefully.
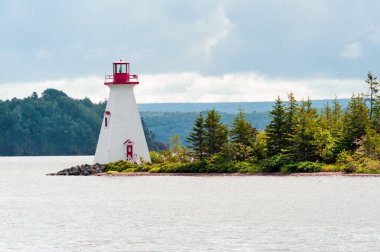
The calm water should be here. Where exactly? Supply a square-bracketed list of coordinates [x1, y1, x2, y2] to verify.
[1, 156, 380, 251]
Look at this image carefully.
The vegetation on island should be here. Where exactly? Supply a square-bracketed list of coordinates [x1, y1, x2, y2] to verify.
[106, 72, 380, 174]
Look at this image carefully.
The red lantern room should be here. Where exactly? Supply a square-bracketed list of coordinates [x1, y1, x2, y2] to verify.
[104, 60, 139, 85]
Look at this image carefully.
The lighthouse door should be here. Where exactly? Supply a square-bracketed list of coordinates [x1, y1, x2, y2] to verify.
[126, 145, 133, 160]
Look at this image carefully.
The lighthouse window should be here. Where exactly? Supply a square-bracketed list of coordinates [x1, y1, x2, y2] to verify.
[105, 117, 108, 127]
[117, 64, 127, 73]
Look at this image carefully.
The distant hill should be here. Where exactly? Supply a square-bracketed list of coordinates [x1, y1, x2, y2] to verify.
[138, 99, 350, 113]
[141, 111, 270, 144]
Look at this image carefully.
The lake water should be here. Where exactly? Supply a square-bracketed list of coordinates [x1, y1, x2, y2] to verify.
[1, 156, 380, 251]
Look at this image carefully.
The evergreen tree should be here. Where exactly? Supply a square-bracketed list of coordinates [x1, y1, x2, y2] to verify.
[291, 98, 318, 161]
[266, 96, 286, 157]
[314, 102, 338, 163]
[252, 131, 267, 161]
[342, 94, 371, 152]
[372, 100, 380, 133]
[363, 72, 380, 133]
[187, 113, 207, 160]
[230, 108, 257, 147]
[204, 109, 229, 156]
[282, 92, 299, 156]
[363, 72, 379, 121]
[331, 98, 344, 137]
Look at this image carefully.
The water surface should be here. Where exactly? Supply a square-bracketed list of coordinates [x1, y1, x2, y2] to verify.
[1, 156, 380, 251]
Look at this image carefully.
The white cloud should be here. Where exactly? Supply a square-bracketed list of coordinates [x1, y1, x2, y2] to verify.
[341, 42, 363, 59]
[0, 76, 109, 102]
[193, 5, 232, 61]
[0, 73, 362, 103]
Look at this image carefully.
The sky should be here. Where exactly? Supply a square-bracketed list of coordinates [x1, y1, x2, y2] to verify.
[0, 0, 379, 103]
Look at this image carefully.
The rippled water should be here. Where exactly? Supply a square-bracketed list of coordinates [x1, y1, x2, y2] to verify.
[1, 156, 380, 251]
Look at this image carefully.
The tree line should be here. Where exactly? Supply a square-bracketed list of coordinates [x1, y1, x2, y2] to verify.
[174, 72, 380, 173]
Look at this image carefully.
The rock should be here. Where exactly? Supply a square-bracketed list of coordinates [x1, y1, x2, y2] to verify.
[47, 163, 106, 176]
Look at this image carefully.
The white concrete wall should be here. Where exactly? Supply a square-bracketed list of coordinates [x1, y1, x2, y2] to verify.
[94, 84, 151, 164]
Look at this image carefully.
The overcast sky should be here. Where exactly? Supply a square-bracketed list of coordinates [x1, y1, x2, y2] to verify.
[0, 0, 379, 103]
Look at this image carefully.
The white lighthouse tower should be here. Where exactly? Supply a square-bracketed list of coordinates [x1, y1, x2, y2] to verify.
[94, 60, 151, 164]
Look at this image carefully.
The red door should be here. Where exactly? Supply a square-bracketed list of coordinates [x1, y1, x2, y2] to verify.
[126, 145, 133, 160]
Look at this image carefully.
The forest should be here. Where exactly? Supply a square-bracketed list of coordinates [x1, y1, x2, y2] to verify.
[0, 89, 166, 155]
[105, 72, 380, 174]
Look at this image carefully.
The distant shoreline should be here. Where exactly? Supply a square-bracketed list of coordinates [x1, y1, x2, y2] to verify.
[95, 172, 380, 177]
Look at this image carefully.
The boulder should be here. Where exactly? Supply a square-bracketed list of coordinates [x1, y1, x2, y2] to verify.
[47, 163, 106, 176]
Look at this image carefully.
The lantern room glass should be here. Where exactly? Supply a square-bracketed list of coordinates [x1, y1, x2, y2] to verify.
[114, 64, 127, 74]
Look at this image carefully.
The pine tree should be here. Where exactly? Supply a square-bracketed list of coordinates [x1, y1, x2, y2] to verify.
[266, 96, 286, 157]
[282, 92, 299, 156]
[204, 109, 228, 156]
[314, 102, 339, 163]
[230, 108, 257, 147]
[291, 98, 318, 161]
[187, 113, 207, 160]
[363, 72, 379, 121]
[342, 94, 371, 152]
[363, 72, 380, 133]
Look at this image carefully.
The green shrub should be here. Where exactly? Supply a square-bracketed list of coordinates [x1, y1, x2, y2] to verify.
[121, 168, 136, 173]
[280, 163, 299, 173]
[343, 164, 356, 173]
[281, 162, 321, 173]
[106, 171, 119, 175]
[150, 151, 164, 164]
[320, 164, 343, 172]
[149, 167, 161, 173]
[235, 162, 261, 173]
[220, 143, 253, 161]
[136, 164, 154, 172]
[336, 150, 353, 164]
[259, 154, 290, 172]
[104, 160, 137, 172]
[353, 157, 380, 174]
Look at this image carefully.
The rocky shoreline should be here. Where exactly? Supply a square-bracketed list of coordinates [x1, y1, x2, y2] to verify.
[47, 163, 105, 176]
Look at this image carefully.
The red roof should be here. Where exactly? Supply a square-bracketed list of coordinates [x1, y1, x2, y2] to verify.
[123, 139, 134, 145]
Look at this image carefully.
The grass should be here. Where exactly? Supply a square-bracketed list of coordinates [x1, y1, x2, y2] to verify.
[104, 157, 380, 175]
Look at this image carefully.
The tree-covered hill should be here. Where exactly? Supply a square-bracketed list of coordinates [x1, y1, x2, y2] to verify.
[141, 111, 270, 144]
[0, 89, 106, 155]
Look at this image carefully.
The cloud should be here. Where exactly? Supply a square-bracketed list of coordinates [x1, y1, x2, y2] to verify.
[1, 1, 380, 82]
[192, 4, 232, 61]
[0, 72, 362, 103]
[0, 76, 109, 102]
[341, 42, 363, 59]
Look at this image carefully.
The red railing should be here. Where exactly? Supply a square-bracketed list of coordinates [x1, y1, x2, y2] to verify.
[104, 74, 139, 84]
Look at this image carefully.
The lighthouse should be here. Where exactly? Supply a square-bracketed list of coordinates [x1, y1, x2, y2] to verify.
[94, 60, 151, 164]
